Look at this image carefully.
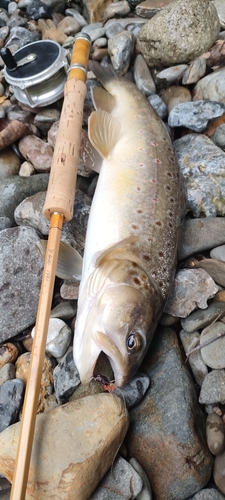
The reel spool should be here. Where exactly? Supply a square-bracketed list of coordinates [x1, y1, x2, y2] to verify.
[2, 40, 69, 108]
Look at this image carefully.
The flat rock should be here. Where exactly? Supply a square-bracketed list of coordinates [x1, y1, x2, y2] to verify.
[178, 217, 225, 260]
[164, 268, 218, 318]
[136, 0, 220, 67]
[0, 174, 49, 222]
[0, 227, 43, 342]
[200, 321, 225, 369]
[181, 301, 225, 333]
[182, 58, 207, 85]
[174, 134, 225, 217]
[0, 394, 129, 500]
[168, 101, 225, 133]
[127, 327, 213, 500]
[193, 67, 225, 104]
[179, 329, 208, 386]
[133, 54, 156, 96]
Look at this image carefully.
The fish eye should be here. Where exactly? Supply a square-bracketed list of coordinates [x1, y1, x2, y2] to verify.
[127, 332, 142, 351]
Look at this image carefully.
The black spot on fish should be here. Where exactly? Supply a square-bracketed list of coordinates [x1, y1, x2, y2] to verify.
[166, 185, 171, 191]
[143, 254, 151, 261]
[134, 277, 141, 286]
[159, 251, 164, 257]
[155, 221, 162, 227]
[167, 171, 172, 177]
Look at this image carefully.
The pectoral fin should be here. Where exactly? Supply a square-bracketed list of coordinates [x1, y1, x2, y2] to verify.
[88, 110, 121, 159]
[36, 240, 83, 280]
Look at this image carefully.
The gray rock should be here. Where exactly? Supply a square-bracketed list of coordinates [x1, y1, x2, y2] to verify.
[182, 58, 207, 85]
[133, 54, 156, 96]
[164, 268, 219, 318]
[14, 191, 49, 235]
[103, 0, 130, 22]
[5, 26, 40, 48]
[206, 412, 225, 456]
[33, 108, 60, 134]
[32, 318, 71, 359]
[200, 321, 225, 369]
[191, 489, 225, 499]
[199, 369, 225, 404]
[90, 456, 143, 499]
[213, 0, 225, 29]
[181, 301, 225, 333]
[156, 64, 188, 84]
[53, 347, 80, 402]
[108, 30, 134, 76]
[196, 259, 225, 288]
[135, 0, 174, 19]
[174, 134, 225, 217]
[0, 226, 43, 342]
[0, 174, 49, 222]
[178, 217, 225, 260]
[211, 124, 225, 149]
[214, 450, 225, 495]
[50, 300, 76, 320]
[179, 330, 208, 386]
[0, 148, 21, 178]
[136, 0, 220, 67]
[81, 22, 105, 42]
[211, 244, 225, 262]
[129, 458, 152, 500]
[147, 94, 167, 119]
[65, 8, 87, 28]
[0, 363, 15, 386]
[0, 217, 13, 231]
[105, 21, 124, 39]
[113, 372, 150, 409]
[193, 67, 225, 104]
[168, 101, 225, 133]
[127, 327, 213, 500]
[0, 378, 24, 432]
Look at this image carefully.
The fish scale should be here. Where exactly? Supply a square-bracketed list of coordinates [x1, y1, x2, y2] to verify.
[73, 61, 182, 387]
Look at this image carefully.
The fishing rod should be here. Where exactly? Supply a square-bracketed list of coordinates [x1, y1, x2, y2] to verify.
[10, 32, 91, 500]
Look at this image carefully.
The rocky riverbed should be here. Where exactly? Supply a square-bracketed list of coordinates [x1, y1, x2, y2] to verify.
[1, 0, 225, 498]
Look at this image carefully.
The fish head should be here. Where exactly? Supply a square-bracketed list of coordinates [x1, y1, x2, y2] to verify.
[74, 277, 161, 387]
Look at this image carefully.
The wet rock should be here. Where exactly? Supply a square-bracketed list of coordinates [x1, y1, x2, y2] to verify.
[0, 227, 43, 342]
[164, 268, 219, 318]
[178, 217, 225, 261]
[108, 30, 134, 75]
[206, 412, 225, 456]
[113, 372, 150, 409]
[161, 85, 191, 114]
[14, 191, 49, 235]
[15, 352, 55, 413]
[147, 93, 167, 119]
[156, 64, 188, 84]
[53, 347, 80, 402]
[168, 101, 225, 133]
[90, 456, 143, 499]
[211, 124, 225, 149]
[0, 363, 15, 386]
[193, 67, 225, 104]
[103, 0, 130, 22]
[179, 330, 208, 386]
[133, 54, 156, 96]
[214, 450, 225, 495]
[182, 58, 207, 85]
[0, 378, 24, 432]
[181, 301, 225, 333]
[136, 0, 220, 67]
[0, 174, 49, 221]
[199, 369, 225, 404]
[200, 321, 225, 369]
[18, 135, 53, 172]
[5, 26, 40, 48]
[174, 134, 225, 217]
[129, 458, 153, 500]
[127, 327, 213, 500]
[0, 148, 21, 177]
[32, 318, 71, 359]
[0, 343, 19, 369]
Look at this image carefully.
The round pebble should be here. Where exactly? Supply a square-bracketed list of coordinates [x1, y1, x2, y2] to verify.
[32, 318, 72, 359]
[206, 412, 225, 456]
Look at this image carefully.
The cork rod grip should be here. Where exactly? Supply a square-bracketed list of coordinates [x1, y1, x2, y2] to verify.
[43, 35, 91, 222]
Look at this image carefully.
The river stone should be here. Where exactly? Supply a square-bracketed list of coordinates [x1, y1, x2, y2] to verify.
[0, 174, 49, 221]
[199, 369, 225, 404]
[136, 0, 220, 67]
[213, 0, 225, 29]
[164, 268, 219, 318]
[206, 412, 225, 456]
[168, 101, 225, 133]
[191, 489, 225, 500]
[18, 135, 53, 172]
[211, 244, 225, 262]
[0, 378, 24, 432]
[108, 30, 134, 75]
[200, 321, 225, 369]
[0, 226, 43, 342]
[0, 148, 21, 177]
[178, 217, 225, 260]
[214, 450, 225, 495]
[90, 456, 143, 499]
[127, 327, 213, 500]
[174, 134, 225, 217]
[181, 301, 225, 333]
[193, 67, 225, 104]
[14, 191, 49, 235]
[179, 329, 208, 387]
[0, 394, 129, 500]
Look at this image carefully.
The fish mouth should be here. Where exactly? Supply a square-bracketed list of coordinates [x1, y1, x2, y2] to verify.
[92, 331, 129, 387]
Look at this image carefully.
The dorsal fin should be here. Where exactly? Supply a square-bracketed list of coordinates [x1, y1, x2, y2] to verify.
[91, 86, 116, 114]
[88, 110, 121, 159]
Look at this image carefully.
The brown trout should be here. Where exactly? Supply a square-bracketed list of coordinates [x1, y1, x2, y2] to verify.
[72, 61, 182, 387]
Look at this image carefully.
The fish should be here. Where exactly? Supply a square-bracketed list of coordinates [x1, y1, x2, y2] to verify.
[44, 61, 182, 387]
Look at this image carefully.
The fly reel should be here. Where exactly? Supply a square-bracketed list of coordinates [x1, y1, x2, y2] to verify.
[2, 40, 69, 108]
